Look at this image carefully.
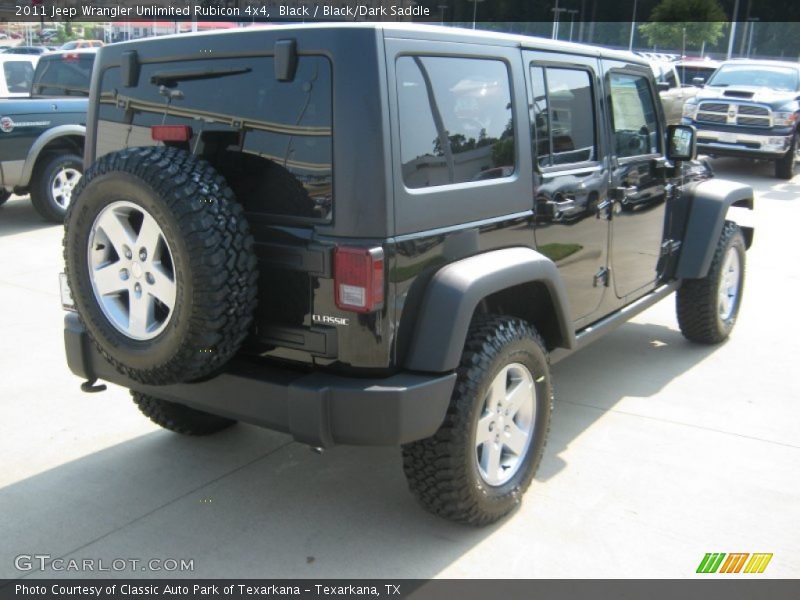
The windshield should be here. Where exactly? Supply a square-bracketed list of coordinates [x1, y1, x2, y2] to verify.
[708, 65, 799, 91]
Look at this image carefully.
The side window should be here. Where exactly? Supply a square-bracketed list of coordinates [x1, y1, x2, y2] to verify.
[3, 61, 34, 94]
[396, 56, 515, 189]
[609, 72, 660, 159]
[529, 65, 597, 168]
[652, 64, 678, 89]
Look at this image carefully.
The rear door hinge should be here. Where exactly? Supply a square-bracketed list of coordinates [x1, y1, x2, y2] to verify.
[593, 267, 610, 287]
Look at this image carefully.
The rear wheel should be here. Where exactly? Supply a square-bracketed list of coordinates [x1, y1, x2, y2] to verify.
[30, 152, 83, 223]
[132, 391, 236, 435]
[775, 133, 798, 180]
[0, 190, 10, 207]
[402, 316, 553, 526]
[677, 221, 746, 344]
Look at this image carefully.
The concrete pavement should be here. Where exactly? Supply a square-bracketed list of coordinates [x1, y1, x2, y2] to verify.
[0, 157, 798, 578]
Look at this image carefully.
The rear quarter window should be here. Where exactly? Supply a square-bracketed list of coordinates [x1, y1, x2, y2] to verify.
[396, 55, 515, 189]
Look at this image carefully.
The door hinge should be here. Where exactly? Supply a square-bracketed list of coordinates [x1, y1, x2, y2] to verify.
[593, 267, 610, 288]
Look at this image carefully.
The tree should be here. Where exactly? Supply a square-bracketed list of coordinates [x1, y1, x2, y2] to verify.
[638, 0, 726, 51]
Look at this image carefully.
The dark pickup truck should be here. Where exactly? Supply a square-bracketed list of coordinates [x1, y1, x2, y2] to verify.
[0, 50, 95, 221]
[682, 59, 800, 179]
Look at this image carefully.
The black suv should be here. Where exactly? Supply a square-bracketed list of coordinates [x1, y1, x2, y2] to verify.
[682, 59, 800, 179]
[62, 25, 753, 525]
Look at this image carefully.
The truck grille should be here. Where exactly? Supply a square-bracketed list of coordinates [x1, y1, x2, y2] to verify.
[696, 101, 772, 128]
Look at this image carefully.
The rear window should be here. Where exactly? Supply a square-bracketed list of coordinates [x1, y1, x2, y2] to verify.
[32, 54, 94, 97]
[676, 65, 717, 85]
[3, 61, 34, 94]
[97, 56, 333, 221]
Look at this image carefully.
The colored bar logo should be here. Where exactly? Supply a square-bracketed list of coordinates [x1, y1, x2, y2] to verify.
[696, 553, 773, 574]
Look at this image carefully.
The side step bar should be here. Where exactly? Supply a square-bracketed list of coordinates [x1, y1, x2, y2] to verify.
[550, 281, 680, 365]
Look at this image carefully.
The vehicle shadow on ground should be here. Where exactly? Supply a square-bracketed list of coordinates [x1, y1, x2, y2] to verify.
[539, 320, 720, 481]
[0, 319, 721, 579]
[0, 197, 58, 238]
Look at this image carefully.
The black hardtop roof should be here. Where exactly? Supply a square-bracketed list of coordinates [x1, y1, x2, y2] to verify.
[103, 22, 646, 65]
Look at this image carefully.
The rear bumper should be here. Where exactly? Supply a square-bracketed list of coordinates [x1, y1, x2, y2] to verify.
[64, 313, 455, 447]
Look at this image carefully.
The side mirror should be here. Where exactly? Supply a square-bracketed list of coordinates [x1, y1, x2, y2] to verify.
[656, 81, 670, 92]
[692, 76, 706, 87]
[667, 124, 697, 162]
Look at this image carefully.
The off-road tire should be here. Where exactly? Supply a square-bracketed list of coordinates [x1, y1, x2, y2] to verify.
[775, 133, 797, 180]
[0, 190, 10, 207]
[676, 221, 746, 344]
[402, 315, 553, 526]
[132, 391, 236, 435]
[30, 152, 83, 223]
[64, 146, 258, 385]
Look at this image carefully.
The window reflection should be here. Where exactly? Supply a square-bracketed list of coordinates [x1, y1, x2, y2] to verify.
[397, 56, 515, 189]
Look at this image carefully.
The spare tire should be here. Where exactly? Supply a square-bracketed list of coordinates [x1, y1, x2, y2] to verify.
[64, 146, 258, 385]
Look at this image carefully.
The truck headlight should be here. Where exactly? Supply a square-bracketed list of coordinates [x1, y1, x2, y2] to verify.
[773, 111, 798, 126]
[682, 103, 699, 120]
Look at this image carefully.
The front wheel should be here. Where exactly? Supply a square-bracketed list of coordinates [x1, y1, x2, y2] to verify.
[402, 316, 553, 526]
[775, 134, 797, 180]
[676, 221, 746, 344]
[30, 152, 83, 223]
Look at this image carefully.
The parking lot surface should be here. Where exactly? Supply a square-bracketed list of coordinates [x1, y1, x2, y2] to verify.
[0, 157, 798, 579]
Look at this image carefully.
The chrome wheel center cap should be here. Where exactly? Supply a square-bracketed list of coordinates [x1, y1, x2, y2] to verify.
[131, 262, 143, 279]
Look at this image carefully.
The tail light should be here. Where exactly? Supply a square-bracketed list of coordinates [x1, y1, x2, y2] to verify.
[333, 246, 384, 313]
[62, 53, 79, 61]
[151, 125, 192, 142]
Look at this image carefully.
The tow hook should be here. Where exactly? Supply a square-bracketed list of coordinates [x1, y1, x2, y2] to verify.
[80, 378, 107, 393]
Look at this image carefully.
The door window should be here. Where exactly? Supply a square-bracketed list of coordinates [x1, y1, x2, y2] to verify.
[609, 73, 660, 158]
[529, 66, 597, 168]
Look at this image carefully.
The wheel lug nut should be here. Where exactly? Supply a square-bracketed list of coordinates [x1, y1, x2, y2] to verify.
[504, 425, 510, 433]
[145, 272, 155, 285]
[120, 268, 129, 280]
[133, 283, 142, 298]
[139, 248, 147, 261]
[124, 247, 132, 260]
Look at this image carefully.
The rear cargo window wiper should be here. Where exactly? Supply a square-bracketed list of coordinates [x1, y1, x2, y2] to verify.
[150, 67, 251, 87]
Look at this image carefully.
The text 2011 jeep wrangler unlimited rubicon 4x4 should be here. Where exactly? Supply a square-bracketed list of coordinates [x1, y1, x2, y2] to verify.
[62, 24, 753, 525]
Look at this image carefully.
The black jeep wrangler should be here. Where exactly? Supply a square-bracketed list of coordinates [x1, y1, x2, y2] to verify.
[62, 25, 753, 525]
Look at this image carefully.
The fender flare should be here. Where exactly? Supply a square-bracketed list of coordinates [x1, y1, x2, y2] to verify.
[676, 179, 754, 280]
[404, 247, 575, 373]
[20, 124, 86, 188]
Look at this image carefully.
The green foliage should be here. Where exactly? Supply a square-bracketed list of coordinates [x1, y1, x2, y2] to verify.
[491, 137, 515, 166]
[639, 0, 726, 50]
